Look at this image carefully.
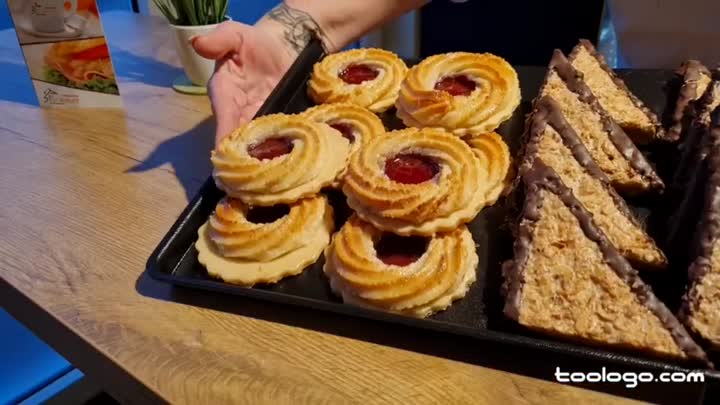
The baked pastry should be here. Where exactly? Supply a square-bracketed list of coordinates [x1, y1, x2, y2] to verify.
[568, 39, 662, 144]
[667, 81, 720, 247]
[395, 52, 521, 136]
[211, 113, 350, 205]
[698, 70, 720, 123]
[669, 69, 720, 192]
[662, 60, 712, 142]
[465, 132, 513, 198]
[680, 117, 720, 347]
[301, 102, 385, 184]
[342, 127, 509, 235]
[540, 50, 664, 195]
[523, 97, 667, 270]
[324, 215, 477, 318]
[503, 161, 709, 365]
[665, 106, 720, 263]
[307, 48, 408, 113]
[652, 61, 713, 181]
[196, 195, 333, 286]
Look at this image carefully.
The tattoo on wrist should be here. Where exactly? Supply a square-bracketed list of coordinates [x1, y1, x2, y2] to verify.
[267, 3, 330, 54]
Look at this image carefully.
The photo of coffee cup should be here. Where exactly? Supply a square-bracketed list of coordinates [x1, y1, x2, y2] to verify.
[30, 0, 78, 33]
[7, 0, 100, 43]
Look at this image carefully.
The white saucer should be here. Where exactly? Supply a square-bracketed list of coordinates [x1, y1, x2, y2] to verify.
[17, 18, 83, 39]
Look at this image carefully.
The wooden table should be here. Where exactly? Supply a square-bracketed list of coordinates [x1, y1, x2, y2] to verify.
[0, 11, 647, 405]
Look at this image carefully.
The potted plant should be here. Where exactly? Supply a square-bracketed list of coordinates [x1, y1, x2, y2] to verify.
[153, 0, 229, 88]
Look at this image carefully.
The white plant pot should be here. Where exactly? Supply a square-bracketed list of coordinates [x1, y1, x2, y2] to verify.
[170, 22, 219, 86]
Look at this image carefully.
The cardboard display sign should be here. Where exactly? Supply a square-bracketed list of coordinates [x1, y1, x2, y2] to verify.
[7, 0, 122, 108]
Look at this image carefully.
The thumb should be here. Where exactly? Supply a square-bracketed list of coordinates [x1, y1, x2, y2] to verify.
[191, 21, 249, 60]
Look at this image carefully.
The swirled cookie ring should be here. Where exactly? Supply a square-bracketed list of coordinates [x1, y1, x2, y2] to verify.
[211, 113, 350, 205]
[323, 215, 478, 318]
[396, 52, 521, 136]
[196, 195, 334, 286]
[342, 127, 507, 235]
[465, 131, 513, 202]
[301, 103, 386, 181]
[307, 48, 408, 113]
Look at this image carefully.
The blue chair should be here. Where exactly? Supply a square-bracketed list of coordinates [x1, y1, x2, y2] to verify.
[0, 309, 90, 405]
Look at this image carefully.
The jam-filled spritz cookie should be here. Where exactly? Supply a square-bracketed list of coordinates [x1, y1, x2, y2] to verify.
[301, 103, 385, 184]
[396, 52, 521, 136]
[324, 215, 477, 318]
[343, 127, 508, 235]
[307, 48, 408, 113]
[196, 195, 334, 286]
[465, 131, 513, 200]
[302, 102, 385, 150]
[211, 113, 350, 205]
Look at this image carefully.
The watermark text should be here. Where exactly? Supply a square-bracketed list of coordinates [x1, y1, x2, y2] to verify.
[555, 367, 704, 388]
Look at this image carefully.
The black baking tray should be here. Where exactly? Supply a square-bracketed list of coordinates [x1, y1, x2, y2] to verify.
[147, 39, 720, 399]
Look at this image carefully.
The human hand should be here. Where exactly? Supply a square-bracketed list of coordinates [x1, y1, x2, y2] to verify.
[192, 21, 297, 146]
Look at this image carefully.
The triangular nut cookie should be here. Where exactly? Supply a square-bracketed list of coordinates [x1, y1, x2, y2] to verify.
[540, 50, 663, 195]
[503, 161, 709, 365]
[521, 96, 667, 270]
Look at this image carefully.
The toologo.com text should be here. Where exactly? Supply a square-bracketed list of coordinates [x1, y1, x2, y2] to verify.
[555, 367, 704, 388]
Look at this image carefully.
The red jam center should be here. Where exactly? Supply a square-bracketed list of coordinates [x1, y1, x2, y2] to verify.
[247, 137, 293, 160]
[375, 233, 429, 266]
[329, 122, 356, 143]
[384, 154, 440, 184]
[434, 75, 477, 96]
[339, 64, 379, 84]
[246, 205, 290, 224]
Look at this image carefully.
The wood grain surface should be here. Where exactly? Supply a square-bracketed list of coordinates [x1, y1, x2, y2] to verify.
[0, 11, 654, 405]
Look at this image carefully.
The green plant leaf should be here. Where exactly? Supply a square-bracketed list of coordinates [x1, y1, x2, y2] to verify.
[152, 0, 177, 24]
[196, 0, 204, 25]
[216, 0, 228, 23]
[176, 0, 198, 26]
[154, 0, 227, 26]
[203, 0, 212, 25]
[210, 0, 218, 24]
[193, 0, 202, 25]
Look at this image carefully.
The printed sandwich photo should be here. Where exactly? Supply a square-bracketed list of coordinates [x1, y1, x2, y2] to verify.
[43, 38, 119, 95]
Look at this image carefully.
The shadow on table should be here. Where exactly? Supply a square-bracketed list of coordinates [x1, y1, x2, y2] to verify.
[0, 61, 39, 106]
[110, 49, 184, 88]
[135, 271, 705, 405]
[126, 117, 214, 202]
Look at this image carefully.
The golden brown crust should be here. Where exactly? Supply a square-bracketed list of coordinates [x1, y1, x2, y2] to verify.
[465, 132, 513, 201]
[301, 103, 385, 153]
[503, 162, 709, 365]
[685, 249, 720, 347]
[301, 103, 386, 186]
[342, 127, 509, 235]
[523, 98, 667, 269]
[208, 196, 328, 261]
[395, 52, 521, 136]
[211, 113, 350, 205]
[540, 71, 656, 194]
[569, 43, 659, 144]
[324, 216, 477, 318]
[196, 195, 334, 286]
[514, 191, 685, 358]
[307, 48, 408, 113]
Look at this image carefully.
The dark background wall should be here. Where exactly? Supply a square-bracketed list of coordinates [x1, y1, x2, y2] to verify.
[420, 0, 605, 65]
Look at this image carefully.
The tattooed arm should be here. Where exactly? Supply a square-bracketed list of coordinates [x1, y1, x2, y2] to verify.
[259, 0, 428, 54]
[193, 0, 427, 144]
